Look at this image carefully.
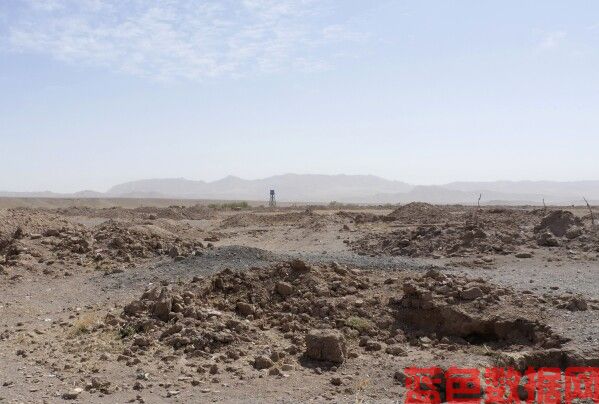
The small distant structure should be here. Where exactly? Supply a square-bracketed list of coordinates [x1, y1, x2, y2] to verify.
[269, 189, 276, 207]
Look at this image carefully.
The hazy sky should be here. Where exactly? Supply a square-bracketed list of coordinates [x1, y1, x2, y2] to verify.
[1, 0, 598, 193]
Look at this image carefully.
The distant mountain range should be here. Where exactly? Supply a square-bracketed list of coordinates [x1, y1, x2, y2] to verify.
[2, 174, 599, 205]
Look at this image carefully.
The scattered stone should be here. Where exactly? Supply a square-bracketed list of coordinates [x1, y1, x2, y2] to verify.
[330, 377, 342, 386]
[537, 231, 559, 247]
[268, 367, 282, 376]
[168, 246, 179, 258]
[393, 370, 407, 384]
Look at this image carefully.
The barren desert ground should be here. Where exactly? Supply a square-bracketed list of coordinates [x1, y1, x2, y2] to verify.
[0, 199, 598, 403]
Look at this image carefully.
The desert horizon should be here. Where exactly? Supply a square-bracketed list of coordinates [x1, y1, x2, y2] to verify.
[2, 173, 599, 206]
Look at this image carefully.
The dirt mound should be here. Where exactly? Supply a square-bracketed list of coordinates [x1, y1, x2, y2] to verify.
[220, 210, 333, 229]
[111, 261, 384, 366]
[534, 209, 583, 237]
[336, 211, 385, 224]
[102, 263, 567, 379]
[352, 219, 522, 258]
[0, 209, 206, 275]
[90, 220, 203, 266]
[394, 269, 567, 349]
[55, 204, 216, 221]
[352, 207, 598, 260]
[386, 202, 448, 223]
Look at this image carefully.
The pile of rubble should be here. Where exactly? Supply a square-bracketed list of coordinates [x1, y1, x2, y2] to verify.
[110, 259, 390, 370]
[0, 209, 205, 275]
[219, 210, 337, 230]
[386, 202, 449, 224]
[55, 204, 216, 221]
[98, 262, 571, 379]
[351, 208, 598, 260]
[394, 269, 568, 349]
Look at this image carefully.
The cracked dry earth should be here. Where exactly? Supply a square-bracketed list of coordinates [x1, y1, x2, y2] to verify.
[0, 203, 598, 403]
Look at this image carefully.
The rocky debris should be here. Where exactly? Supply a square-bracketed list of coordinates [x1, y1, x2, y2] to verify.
[352, 211, 527, 259]
[549, 294, 589, 311]
[460, 286, 483, 300]
[109, 260, 394, 375]
[168, 246, 179, 258]
[494, 348, 594, 372]
[219, 211, 336, 230]
[535, 210, 582, 237]
[386, 202, 446, 223]
[565, 226, 584, 239]
[56, 204, 216, 221]
[152, 288, 173, 321]
[336, 211, 384, 224]
[305, 329, 347, 364]
[350, 207, 598, 261]
[394, 270, 568, 349]
[385, 345, 406, 356]
[0, 208, 205, 273]
[236, 302, 255, 316]
[98, 260, 575, 391]
[85, 378, 112, 394]
[537, 231, 559, 247]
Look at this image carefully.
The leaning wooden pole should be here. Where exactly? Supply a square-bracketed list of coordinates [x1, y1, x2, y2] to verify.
[583, 197, 595, 227]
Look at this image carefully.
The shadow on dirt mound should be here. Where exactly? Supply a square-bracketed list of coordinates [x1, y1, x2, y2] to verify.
[391, 269, 568, 349]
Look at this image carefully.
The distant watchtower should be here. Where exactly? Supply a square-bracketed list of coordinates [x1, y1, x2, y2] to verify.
[269, 189, 276, 207]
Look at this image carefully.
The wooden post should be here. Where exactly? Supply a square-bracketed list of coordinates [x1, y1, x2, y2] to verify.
[583, 197, 595, 227]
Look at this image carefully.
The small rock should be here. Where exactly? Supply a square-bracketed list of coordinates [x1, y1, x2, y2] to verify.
[305, 329, 347, 364]
[268, 367, 282, 376]
[394, 370, 407, 384]
[275, 281, 294, 297]
[62, 388, 83, 400]
[537, 231, 559, 247]
[565, 227, 583, 240]
[236, 302, 255, 316]
[460, 287, 483, 300]
[253, 355, 274, 370]
[152, 288, 172, 322]
[365, 341, 383, 351]
[385, 345, 407, 356]
[290, 259, 311, 273]
[168, 247, 179, 258]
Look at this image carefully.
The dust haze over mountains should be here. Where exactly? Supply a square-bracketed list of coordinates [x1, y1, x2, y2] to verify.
[1, 174, 599, 205]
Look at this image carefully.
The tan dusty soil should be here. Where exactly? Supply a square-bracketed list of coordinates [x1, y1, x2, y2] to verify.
[0, 202, 598, 403]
